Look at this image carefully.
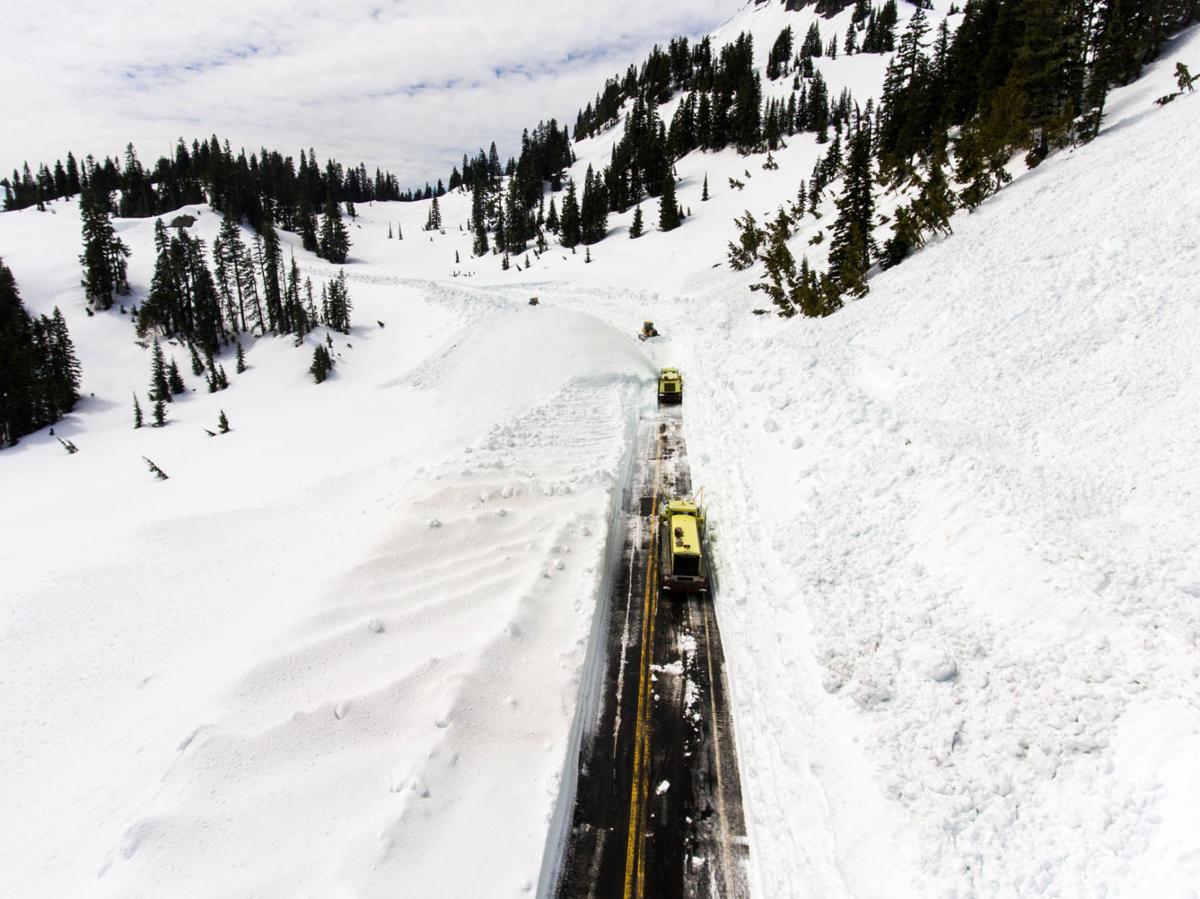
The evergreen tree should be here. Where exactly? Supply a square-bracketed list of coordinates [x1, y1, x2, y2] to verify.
[167, 358, 185, 395]
[319, 194, 351, 263]
[150, 339, 170, 403]
[580, 166, 608, 244]
[309, 344, 334, 383]
[322, 270, 353, 332]
[218, 410, 230, 433]
[138, 229, 226, 355]
[79, 182, 130, 310]
[750, 208, 799, 317]
[189, 344, 204, 377]
[882, 201, 924, 269]
[236, 340, 246, 373]
[152, 397, 166, 427]
[702, 174, 710, 201]
[658, 174, 683, 232]
[143, 456, 169, 480]
[560, 179, 582, 248]
[285, 255, 305, 339]
[545, 196, 560, 233]
[1, 262, 83, 446]
[425, 197, 443, 231]
[912, 143, 956, 237]
[629, 205, 645, 239]
[728, 211, 765, 271]
[826, 124, 876, 299]
[254, 215, 281, 333]
[213, 213, 256, 333]
[133, 393, 143, 429]
[470, 183, 487, 257]
[42, 308, 81, 418]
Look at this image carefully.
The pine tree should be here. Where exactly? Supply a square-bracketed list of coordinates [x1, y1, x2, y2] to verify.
[150, 339, 170, 403]
[425, 197, 443, 232]
[322, 270, 353, 332]
[213, 213, 255, 333]
[254, 216, 281, 333]
[189, 344, 204, 377]
[702, 174, 710, 201]
[750, 208, 799, 317]
[236, 340, 246, 373]
[580, 166, 608, 244]
[133, 393, 144, 429]
[217, 365, 229, 390]
[913, 144, 956, 238]
[152, 397, 166, 427]
[143, 456, 169, 480]
[167, 358, 185, 395]
[319, 194, 351, 264]
[471, 182, 490, 256]
[658, 174, 683, 232]
[728, 211, 765, 271]
[218, 410, 230, 433]
[629, 205, 645, 239]
[79, 183, 130, 310]
[560, 180, 582, 248]
[881, 202, 923, 269]
[826, 124, 876, 299]
[310, 344, 334, 383]
[388, 222, 394, 239]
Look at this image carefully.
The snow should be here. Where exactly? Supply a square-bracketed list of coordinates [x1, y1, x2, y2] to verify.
[3, 3, 1200, 897]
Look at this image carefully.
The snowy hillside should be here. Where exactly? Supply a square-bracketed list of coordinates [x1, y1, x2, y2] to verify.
[3, 1, 1200, 897]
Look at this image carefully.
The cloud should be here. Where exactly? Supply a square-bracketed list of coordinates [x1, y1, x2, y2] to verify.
[1, 0, 738, 187]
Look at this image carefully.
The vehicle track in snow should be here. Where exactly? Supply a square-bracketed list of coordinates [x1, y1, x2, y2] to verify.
[549, 405, 750, 899]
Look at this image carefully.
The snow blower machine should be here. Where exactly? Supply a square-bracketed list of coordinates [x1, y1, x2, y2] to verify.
[657, 368, 683, 405]
[658, 500, 708, 595]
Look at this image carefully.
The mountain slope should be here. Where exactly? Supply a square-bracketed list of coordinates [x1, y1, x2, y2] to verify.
[1, 3, 1199, 898]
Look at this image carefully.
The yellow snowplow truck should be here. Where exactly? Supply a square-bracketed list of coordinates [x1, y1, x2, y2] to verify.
[658, 368, 683, 404]
[658, 500, 708, 594]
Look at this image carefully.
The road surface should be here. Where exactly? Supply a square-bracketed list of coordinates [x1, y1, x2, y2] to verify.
[552, 404, 751, 899]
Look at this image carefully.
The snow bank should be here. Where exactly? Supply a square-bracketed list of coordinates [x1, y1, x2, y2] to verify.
[677, 33, 1200, 897]
[0, 199, 652, 896]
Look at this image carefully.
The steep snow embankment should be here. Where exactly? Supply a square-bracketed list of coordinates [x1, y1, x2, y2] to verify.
[678, 35, 1200, 898]
[0, 191, 654, 897]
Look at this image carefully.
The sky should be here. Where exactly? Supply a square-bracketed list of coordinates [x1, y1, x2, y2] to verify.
[1, 0, 738, 190]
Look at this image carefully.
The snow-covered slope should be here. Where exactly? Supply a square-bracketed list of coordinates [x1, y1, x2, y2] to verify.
[3, 2, 1199, 897]
[0, 205, 653, 896]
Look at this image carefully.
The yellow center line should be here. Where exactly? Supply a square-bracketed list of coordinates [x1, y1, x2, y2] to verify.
[623, 430, 663, 899]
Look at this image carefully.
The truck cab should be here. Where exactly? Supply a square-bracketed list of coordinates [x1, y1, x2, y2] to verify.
[658, 368, 683, 405]
[658, 500, 708, 594]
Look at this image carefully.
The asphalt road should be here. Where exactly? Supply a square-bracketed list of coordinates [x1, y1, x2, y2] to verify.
[552, 405, 750, 899]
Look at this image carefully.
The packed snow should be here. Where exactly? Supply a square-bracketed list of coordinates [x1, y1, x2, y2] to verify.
[2, 2, 1199, 897]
